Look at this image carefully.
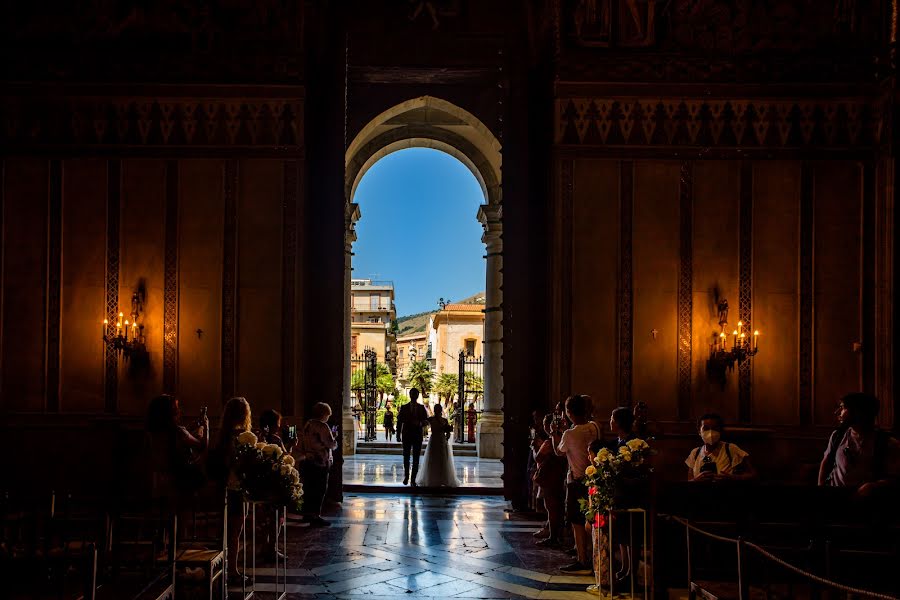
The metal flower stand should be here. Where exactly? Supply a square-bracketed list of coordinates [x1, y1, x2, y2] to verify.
[593, 508, 648, 599]
[233, 501, 287, 600]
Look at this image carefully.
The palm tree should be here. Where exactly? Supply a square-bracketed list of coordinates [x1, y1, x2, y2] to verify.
[434, 372, 459, 406]
[464, 371, 484, 406]
[407, 359, 434, 398]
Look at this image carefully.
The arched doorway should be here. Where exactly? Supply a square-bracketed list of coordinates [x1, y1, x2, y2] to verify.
[342, 96, 503, 462]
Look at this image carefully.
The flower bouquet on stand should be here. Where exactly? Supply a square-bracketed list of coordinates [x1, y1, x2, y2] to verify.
[233, 431, 304, 512]
[579, 439, 652, 595]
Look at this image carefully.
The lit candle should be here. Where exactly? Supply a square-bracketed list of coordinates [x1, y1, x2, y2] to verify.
[737, 320, 743, 335]
[754, 330, 759, 351]
[719, 332, 726, 352]
[732, 330, 738, 350]
[740, 332, 746, 349]
[103, 319, 108, 340]
[132, 322, 138, 341]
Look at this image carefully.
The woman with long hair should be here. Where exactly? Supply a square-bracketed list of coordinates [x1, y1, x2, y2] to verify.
[213, 396, 253, 585]
[145, 394, 209, 501]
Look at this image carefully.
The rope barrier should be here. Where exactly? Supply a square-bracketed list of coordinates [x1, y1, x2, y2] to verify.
[663, 515, 900, 600]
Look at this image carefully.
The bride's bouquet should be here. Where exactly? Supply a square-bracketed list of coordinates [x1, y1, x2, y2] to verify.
[233, 431, 303, 512]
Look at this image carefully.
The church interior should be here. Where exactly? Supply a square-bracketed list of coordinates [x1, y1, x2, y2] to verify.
[2, 1, 899, 598]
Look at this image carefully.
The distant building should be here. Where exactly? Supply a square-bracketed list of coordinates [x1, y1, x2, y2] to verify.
[428, 298, 485, 376]
[350, 279, 397, 371]
[396, 331, 428, 393]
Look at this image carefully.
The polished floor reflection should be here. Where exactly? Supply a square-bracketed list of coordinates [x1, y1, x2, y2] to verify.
[343, 454, 503, 488]
[240, 494, 595, 599]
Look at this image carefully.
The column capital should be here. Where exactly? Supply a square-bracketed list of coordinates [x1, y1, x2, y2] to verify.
[478, 204, 503, 250]
[345, 202, 361, 249]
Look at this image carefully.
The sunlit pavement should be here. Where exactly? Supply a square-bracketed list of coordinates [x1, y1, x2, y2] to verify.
[238, 494, 596, 599]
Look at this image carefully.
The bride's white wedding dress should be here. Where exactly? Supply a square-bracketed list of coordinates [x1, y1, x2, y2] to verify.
[415, 416, 461, 487]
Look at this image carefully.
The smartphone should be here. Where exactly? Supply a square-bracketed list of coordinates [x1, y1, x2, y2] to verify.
[330, 425, 339, 436]
[288, 425, 297, 438]
[200, 406, 208, 419]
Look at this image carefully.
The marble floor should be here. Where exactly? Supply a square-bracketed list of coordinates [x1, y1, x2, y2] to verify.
[343, 454, 504, 488]
[235, 494, 598, 599]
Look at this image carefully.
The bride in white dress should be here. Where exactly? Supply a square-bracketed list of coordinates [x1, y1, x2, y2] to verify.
[415, 404, 461, 487]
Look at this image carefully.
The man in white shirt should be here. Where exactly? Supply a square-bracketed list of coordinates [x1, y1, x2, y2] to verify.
[552, 394, 602, 575]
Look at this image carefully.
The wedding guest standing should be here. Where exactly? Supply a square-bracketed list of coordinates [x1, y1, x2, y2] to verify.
[553, 394, 602, 575]
[259, 409, 295, 453]
[533, 414, 567, 547]
[383, 404, 395, 442]
[146, 394, 209, 501]
[300, 402, 337, 527]
[211, 396, 253, 586]
[467, 403, 477, 443]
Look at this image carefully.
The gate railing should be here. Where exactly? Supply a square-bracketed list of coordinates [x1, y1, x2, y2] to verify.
[455, 350, 484, 443]
[350, 348, 378, 442]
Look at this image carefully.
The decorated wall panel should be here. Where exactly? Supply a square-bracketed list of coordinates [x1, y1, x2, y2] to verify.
[60, 159, 107, 412]
[632, 161, 680, 419]
[177, 160, 225, 416]
[813, 162, 863, 425]
[236, 160, 284, 408]
[752, 162, 801, 425]
[1, 159, 49, 412]
[570, 159, 619, 414]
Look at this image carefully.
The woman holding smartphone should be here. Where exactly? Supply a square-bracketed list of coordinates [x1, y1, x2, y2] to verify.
[299, 402, 337, 527]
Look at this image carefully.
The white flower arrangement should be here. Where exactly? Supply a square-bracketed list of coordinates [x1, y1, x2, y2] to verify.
[233, 435, 303, 512]
[580, 438, 652, 523]
[238, 431, 258, 446]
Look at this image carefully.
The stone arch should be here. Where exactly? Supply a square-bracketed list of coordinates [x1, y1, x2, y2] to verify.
[346, 95, 502, 206]
[341, 96, 504, 460]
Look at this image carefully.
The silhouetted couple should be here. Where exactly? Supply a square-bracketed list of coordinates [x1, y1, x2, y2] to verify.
[397, 388, 460, 488]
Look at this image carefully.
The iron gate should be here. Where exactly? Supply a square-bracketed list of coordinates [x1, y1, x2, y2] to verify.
[456, 350, 484, 443]
[351, 347, 378, 442]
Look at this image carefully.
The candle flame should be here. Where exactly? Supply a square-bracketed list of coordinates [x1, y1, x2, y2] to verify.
[740, 333, 746, 338]
[737, 321, 743, 326]
[719, 332, 726, 338]
[119, 312, 124, 317]
[754, 330, 759, 336]
[732, 330, 738, 336]
[103, 319, 108, 324]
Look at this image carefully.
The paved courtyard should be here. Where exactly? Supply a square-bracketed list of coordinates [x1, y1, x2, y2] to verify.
[240, 494, 597, 599]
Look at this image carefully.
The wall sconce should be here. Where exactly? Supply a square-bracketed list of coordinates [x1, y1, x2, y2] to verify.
[102, 291, 146, 359]
[706, 298, 760, 382]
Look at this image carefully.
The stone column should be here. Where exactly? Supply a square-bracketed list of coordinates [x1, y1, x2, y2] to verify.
[342, 203, 361, 455]
[477, 204, 503, 458]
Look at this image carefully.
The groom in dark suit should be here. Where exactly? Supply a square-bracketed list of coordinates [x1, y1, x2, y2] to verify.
[397, 388, 429, 486]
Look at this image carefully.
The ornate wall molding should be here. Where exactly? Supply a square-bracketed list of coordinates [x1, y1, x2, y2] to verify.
[677, 161, 693, 419]
[555, 97, 882, 150]
[46, 159, 62, 412]
[163, 161, 179, 394]
[281, 161, 299, 416]
[799, 162, 814, 425]
[104, 160, 121, 413]
[2, 97, 304, 150]
[738, 161, 753, 422]
[618, 160, 633, 406]
[221, 160, 238, 403]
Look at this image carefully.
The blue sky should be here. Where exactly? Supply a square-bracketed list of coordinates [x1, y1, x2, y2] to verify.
[352, 148, 486, 317]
